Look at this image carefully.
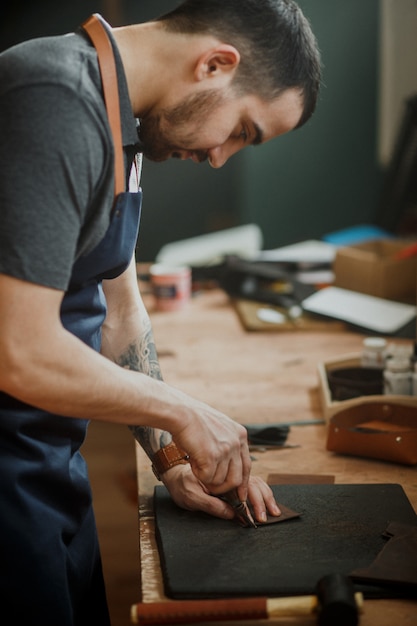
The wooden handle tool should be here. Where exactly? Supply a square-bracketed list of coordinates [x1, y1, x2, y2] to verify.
[131, 591, 363, 625]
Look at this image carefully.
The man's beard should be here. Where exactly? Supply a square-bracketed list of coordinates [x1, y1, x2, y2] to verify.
[139, 89, 225, 162]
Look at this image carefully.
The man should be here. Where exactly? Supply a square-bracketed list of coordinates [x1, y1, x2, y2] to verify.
[0, 1, 321, 624]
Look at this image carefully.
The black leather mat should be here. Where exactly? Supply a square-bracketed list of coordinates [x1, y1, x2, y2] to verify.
[153, 483, 417, 599]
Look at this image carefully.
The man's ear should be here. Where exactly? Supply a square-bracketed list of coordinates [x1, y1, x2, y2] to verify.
[194, 44, 240, 83]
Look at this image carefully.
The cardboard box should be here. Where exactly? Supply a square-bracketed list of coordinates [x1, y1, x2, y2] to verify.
[333, 239, 417, 301]
[317, 352, 417, 422]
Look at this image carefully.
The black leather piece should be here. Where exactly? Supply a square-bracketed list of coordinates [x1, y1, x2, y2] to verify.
[351, 522, 417, 590]
[245, 425, 290, 446]
[154, 483, 417, 600]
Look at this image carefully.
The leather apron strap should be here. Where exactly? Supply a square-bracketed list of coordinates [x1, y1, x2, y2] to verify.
[81, 14, 124, 197]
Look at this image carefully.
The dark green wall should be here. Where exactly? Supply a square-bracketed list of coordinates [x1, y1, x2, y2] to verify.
[1, 0, 383, 259]
[240, 0, 382, 248]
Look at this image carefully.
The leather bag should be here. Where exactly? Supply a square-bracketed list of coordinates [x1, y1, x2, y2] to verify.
[326, 401, 417, 465]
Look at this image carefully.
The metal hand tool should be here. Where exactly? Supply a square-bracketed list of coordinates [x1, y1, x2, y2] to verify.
[221, 487, 257, 528]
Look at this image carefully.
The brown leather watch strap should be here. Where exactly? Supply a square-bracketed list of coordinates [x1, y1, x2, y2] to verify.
[152, 442, 190, 480]
[81, 14, 124, 198]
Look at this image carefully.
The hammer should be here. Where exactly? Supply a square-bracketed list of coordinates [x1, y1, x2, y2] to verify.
[131, 574, 363, 625]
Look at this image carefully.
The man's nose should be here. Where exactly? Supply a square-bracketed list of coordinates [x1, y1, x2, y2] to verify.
[208, 142, 243, 169]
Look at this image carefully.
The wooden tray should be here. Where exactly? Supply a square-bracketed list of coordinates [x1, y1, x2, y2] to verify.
[317, 352, 417, 422]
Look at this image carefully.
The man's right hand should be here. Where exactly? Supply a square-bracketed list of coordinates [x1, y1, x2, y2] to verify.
[170, 400, 251, 501]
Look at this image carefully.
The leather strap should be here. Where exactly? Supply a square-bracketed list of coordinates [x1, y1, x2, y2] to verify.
[81, 14, 124, 197]
[152, 442, 190, 480]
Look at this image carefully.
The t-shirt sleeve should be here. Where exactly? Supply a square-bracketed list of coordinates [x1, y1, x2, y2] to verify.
[0, 82, 111, 290]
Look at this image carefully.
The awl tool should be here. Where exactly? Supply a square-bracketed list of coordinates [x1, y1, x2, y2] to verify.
[221, 488, 257, 528]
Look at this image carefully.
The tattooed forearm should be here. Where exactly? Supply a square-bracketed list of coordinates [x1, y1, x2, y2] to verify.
[116, 313, 172, 458]
[117, 316, 162, 380]
[129, 424, 172, 460]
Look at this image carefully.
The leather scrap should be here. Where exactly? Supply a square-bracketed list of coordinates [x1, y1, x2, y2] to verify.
[267, 473, 335, 485]
[351, 522, 417, 590]
[221, 492, 300, 527]
[252, 501, 301, 525]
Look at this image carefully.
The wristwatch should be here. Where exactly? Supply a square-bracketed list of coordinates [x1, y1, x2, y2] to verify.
[152, 442, 190, 480]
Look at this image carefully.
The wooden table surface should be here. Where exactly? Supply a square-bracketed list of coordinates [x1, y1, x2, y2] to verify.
[134, 288, 417, 626]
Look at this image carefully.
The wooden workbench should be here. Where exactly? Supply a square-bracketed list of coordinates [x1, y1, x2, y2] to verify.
[134, 288, 417, 625]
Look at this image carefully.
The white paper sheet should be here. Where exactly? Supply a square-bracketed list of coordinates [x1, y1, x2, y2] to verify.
[156, 224, 263, 266]
[302, 286, 416, 334]
[257, 240, 336, 265]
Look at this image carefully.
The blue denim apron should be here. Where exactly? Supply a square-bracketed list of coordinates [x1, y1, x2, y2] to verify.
[0, 186, 142, 624]
[0, 15, 143, 623]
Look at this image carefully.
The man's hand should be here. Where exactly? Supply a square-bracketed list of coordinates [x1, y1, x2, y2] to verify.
[245, 474, 281, 523]
[162, 464, 281, 524]
[169, 405, 252, 501]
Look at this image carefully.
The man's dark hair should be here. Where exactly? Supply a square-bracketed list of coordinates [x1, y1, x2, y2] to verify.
[156, 0, 321, 128]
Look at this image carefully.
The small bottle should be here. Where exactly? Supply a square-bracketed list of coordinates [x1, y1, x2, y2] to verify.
[383, 357, 412, 395]
[361, 337, 387, 369]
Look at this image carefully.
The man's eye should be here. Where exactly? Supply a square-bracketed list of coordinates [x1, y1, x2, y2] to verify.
[240, 129, 248, 142]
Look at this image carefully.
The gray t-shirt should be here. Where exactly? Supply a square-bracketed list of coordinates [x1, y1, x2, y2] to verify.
[0, 24, 140, 290]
